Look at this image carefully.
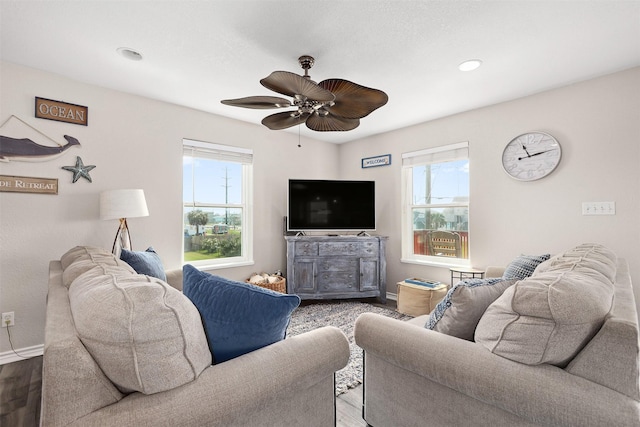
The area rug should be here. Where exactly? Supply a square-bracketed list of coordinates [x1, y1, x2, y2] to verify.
[287, 301, 412, 395]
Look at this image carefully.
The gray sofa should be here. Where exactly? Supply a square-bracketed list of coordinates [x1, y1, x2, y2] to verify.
[42, 246, 350, 426]
[355, 244, 640, 426]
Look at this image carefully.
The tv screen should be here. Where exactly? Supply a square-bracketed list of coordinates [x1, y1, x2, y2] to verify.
[288, 179, 376, 231]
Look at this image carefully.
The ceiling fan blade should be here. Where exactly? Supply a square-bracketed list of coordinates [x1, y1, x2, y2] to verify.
[318, 79, 388, 119]
[221, 96, 292, 109]
[262, 111, 310, 130]
[261, 71, 335, 102]
[306, 113, 360, 132]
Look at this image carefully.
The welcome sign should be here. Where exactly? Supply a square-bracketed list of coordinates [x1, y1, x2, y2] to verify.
[362, 154, 391, 168]
[35, 97, 88, 126]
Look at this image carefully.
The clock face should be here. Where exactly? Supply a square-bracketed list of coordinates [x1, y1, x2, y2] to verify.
[502, 132, 562, 181]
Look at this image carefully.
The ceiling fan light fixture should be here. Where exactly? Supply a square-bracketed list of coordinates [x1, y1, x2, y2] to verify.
[458, 59, 482, 71]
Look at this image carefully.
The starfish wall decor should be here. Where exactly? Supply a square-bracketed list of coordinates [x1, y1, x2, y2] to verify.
[62, 156, 95, 183]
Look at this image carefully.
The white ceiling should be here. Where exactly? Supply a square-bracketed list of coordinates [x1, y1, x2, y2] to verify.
[1, 1, 639, 144]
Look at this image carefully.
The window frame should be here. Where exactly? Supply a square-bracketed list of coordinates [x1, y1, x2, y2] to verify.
[400, 141, 470, 268]
[182, 138, 254, 269]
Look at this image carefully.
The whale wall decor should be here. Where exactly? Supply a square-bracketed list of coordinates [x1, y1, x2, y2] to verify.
[0, 134, 80, 162]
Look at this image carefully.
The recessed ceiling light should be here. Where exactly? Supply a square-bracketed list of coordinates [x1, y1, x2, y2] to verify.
[458, 59, 482, 71]
[117, 47, 143, 61]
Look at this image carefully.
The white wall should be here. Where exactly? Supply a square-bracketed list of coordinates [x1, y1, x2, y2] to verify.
[339, 67, 640, 314]
[0, 61, 339, 353]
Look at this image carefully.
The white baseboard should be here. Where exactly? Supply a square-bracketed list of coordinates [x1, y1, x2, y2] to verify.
[386, 292, 397, 301]
[0, 344, 44, 365]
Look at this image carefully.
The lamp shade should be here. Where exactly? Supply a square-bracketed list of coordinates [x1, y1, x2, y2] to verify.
[100, 189, 149, 220]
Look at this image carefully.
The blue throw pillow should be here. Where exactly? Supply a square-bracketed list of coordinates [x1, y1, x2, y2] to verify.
[120, 247, 167, 281]
[502, 253, 551, 280]
[182, 265, 300, 363]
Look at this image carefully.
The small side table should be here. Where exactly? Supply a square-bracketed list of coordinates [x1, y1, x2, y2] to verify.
[450, 267, 485, 287]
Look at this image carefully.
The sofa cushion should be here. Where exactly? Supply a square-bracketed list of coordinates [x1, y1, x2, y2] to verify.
[533, 243, 617, 282]
[183, 265, 301, 363]
[120, 247, 167, 281]
[69, 268, 212, 395]
[61, 246, 135, 287]
[425, 278, 517, 340]
[475, 244, 616, 367]
[61, 245, 108, 269]
[502, 253, 551, 280]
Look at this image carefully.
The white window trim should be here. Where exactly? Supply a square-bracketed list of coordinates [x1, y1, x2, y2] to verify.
[401, 141, 470, 268]
[183, 139, 254, 269]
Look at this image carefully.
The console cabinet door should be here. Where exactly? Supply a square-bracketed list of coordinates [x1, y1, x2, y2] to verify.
[360, 258, 379, 291]
[293, 259, 316, 293]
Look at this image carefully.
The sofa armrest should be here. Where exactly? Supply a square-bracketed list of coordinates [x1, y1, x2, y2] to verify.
[72, 326, 350, 426]
[354, 313, 639, 427]
[164, 268, 183, 291]
[485, 265, 505, 278]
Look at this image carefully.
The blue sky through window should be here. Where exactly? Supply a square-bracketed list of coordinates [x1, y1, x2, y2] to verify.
[412, 159, 469, 205]
[183, 157, 242, 205]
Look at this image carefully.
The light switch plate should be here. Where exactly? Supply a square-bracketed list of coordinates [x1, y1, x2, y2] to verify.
[582, 202, 615, 215]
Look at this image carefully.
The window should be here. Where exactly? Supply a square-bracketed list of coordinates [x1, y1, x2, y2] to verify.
[183, 139, 253, 268]
[401, 142, 469, 266]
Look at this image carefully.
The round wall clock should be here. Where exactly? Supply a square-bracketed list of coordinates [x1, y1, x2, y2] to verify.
[501, 132, 562, 181]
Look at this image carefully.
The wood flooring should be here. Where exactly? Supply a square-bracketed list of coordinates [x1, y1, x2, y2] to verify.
[0, 355, 367, 426]
[0, 356, 42, 427]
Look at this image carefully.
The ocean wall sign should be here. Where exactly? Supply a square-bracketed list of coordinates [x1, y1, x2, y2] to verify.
[0, 174, 58, 195]
[35, 97, 88, 126]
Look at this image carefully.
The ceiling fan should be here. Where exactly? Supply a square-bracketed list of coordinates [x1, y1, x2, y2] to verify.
[221, 55, 388, 132]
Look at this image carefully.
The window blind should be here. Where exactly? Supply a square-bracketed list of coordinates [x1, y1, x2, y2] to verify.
[402, 141, 468, 166]
[183, 138, 253, 164]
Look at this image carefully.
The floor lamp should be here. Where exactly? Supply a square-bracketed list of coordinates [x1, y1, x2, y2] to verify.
[100, 189, 149, 256]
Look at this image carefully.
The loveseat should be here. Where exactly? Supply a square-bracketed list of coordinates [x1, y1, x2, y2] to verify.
[355, 243, 640, 426]
[42, 246, 350, 426]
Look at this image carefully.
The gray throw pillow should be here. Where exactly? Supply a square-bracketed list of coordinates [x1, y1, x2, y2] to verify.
[425, 278, 517, 341]
[502, 253, 550, 280]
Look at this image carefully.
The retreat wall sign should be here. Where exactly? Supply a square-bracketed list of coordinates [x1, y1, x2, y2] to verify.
[35, 97, 88, 126]
[0, 174, 58, 195]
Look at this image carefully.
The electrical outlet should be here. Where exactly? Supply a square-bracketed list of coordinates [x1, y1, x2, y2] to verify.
[2, 312, 14, 327]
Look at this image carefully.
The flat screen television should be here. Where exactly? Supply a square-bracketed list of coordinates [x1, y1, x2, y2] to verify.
[287, 179, 376, 231]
